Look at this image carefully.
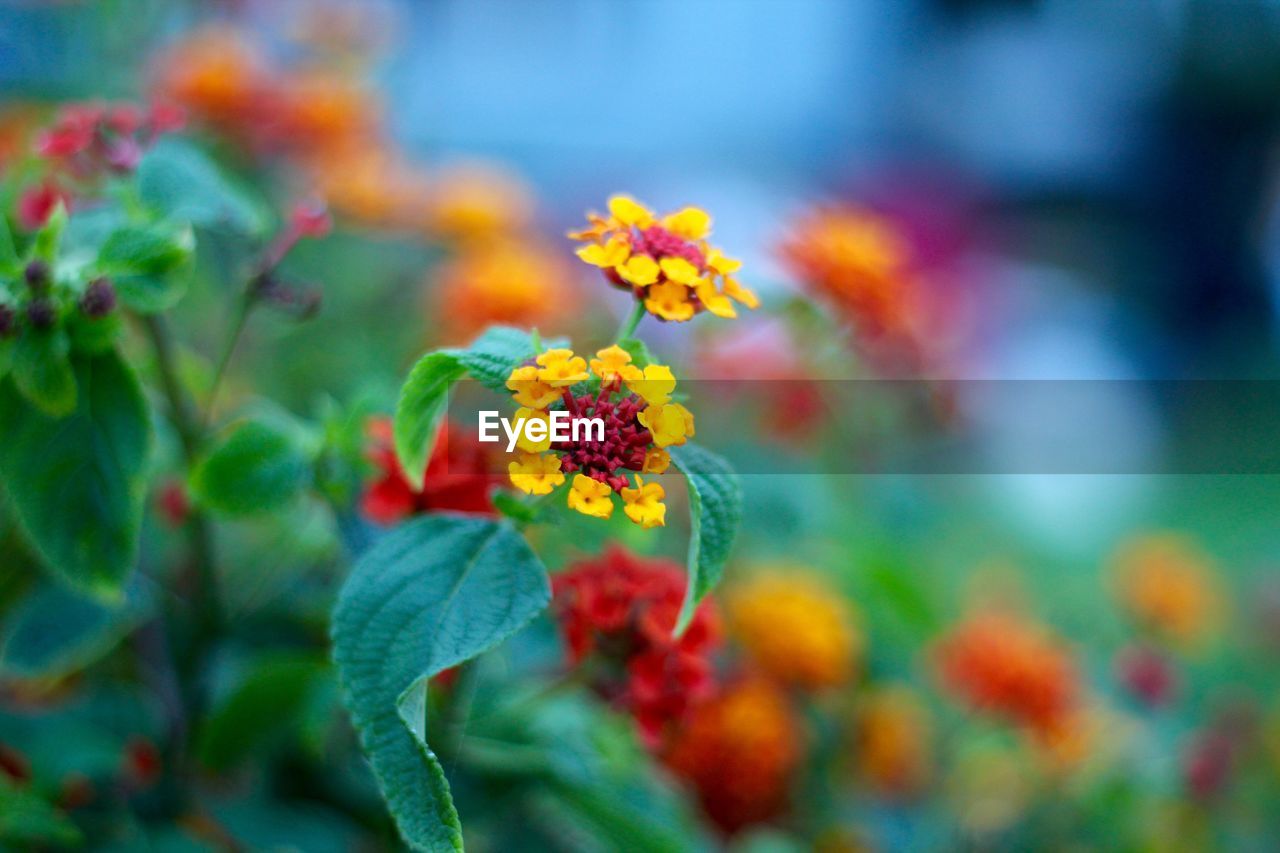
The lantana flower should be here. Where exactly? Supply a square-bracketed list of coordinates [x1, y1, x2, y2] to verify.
[727, 570, 861, 690]
[852, 685, 933, 798]
[432, 238, 572, 343]
[933, 609, 1080, 736]
[1109, 533, 1225, 648]
[362, 417, 499, 522]
[504, 345, 693, 527]
[663, 675, 802, 834]
[552, 546, 720, 744]
[569, 195, 757, 323]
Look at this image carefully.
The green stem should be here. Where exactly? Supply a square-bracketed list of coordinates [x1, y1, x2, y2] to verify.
[613, 300, 646, 344]
[203, 293, 254, 427]
[141, 314, 223, 677]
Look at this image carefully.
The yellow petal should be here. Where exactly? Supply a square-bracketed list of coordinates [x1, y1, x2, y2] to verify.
[607, 195, 654, 227]
[722, 276, 760, 309]
[659, 256, 700, 285]
[661, 207, 711, 240]
[706, 249, 742, 275]
[619, 255, 660, 286]
[696, 279, 737, 319]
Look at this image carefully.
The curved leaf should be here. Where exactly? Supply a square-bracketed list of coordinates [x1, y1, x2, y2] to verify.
[191, 415, 314, 515]
[393, 353, 466, 492]
[669, 443, 741, 634]
[393, 326, 552, 490]
[0, 579, 152, 679]
[0, 350, 151, 599]
[331, 515, 550, 852]
[137, 139, 270, 235]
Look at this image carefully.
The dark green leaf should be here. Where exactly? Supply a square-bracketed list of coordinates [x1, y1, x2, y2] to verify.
[191, 416, 314, 516]
[0, 780, 82, 848]
[12, 327, 76, 417]
[137, 139, 270, 235]
[0, 350, 151, 599]
[669, 443, 741, 634]
[0, 215, 18, 274]
[331, 515, 550, 852]
[0, 579, 152, 679]
[197, 652, 333, 771]
[67, 312, 122, 354]
[0, 338, 13, 382]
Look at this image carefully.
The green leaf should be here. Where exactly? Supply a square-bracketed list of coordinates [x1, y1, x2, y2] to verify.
[97, 224, 194, 276]
[393, 353, 467, 492]
[393, 327, 549, 491]
[669, 443, 742, 634]
[617, 337, 656, 368]
[67, 312, 123, 354]
[0, 779, 82, 848]
[331, 515, 550, 852]
[197, 652, 333, 771]
[137, 139, 270, 235]
[0, 338, 13, 382]
[12, 327, 76, 417]
[0, 215, 19, 275]
[451, 326, 550, 392]
[191, 416, 314, 516]
[0, 579, 152, 679]
[0, 350, 151, 599]
[96, 224, 195, 312]
[113, 273, 189, 314]
[30, 203, 67, 262]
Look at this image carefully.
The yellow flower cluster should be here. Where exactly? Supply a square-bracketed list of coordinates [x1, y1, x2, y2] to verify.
[570, 195, 758, 322]
[1110, 533, 1225, 648]
[728, 570, 861, 690]
[505, 345, 694, 527]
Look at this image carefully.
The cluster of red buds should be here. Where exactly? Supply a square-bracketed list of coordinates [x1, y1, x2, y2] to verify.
[551, 546, 721, 745]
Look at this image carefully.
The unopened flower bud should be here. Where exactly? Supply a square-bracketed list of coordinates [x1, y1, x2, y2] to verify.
[24, 260, 50, 293]
[26, 298, 56, 330]
[80, 277, 117, 318]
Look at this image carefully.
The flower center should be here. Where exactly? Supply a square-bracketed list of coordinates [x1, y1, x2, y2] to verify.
[553, 380, 652, 491]
[631, 225, 706, 270]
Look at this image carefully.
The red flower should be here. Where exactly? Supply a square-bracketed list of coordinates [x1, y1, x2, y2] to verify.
[552, 546, 720, 745]
[361, 417, 498, 523]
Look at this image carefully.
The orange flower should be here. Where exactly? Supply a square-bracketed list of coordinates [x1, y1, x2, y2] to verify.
[276, 70, 380, 154]
[425, 164, 535, 244]
[570, 194, 756, 323]
[853, 686, 932, 797]
[933, 609, 1080, 735]
[779, 205, 913, 332]
[151, 28, 273, 143]
[778, 205, 935, 374]
[664, 676, 802, 834]
[305, 142, 430, 230]
[1110, 533, 1225, 647]
[728, 570, 859, 690]
[433, 238, 571, 343]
